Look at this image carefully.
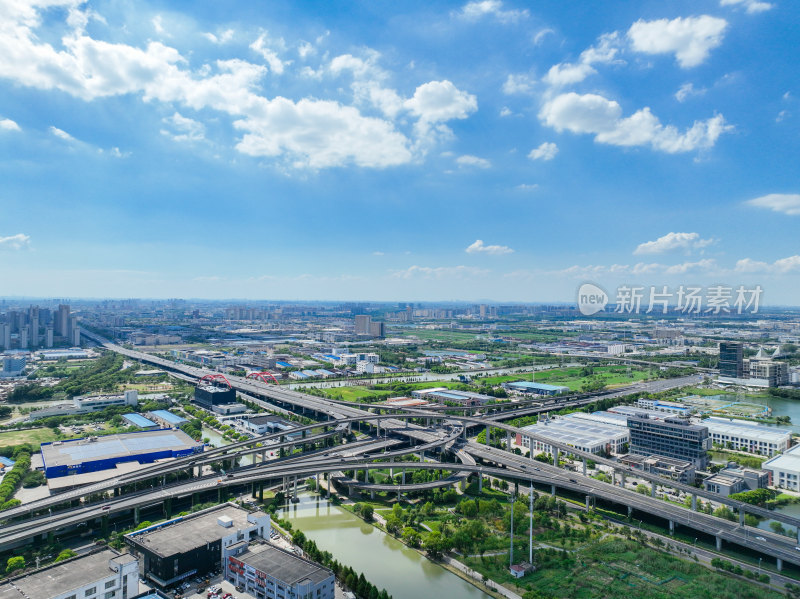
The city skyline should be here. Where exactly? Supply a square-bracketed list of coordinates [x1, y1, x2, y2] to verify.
[0, 1, 798, 302]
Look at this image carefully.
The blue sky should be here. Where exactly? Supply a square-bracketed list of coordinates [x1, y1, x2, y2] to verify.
[0, 0, 798, 304]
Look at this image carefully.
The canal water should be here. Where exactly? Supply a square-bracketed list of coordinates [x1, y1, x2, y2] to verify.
[277, 493, 490, 599]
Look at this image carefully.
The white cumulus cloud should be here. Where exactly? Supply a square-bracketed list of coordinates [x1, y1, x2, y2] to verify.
[404, 80, 478, 124]
[160, 112, 205, 142]
[720, 0, 774, 14]
[0, 234, 31, 250]
[628, 16, 728, 68]
[745, 194, 800, 216]
[528, 142, 558, 161]
[539, 92, 731, 153]
[456, 155, 491, 169]
[250, 32, 288, 74]
[502, 73, 535, 95]
[0, 118, 20, 131]
[543, 62, 596, 88]
[456, 0, 529, 24]
[465, 239, 514, 255]
[204, 29, 235, 44]
[634, 232, 714, 254]
[736, 256, 800, 274]
[675, 82, 706, 102]
[49, 126, 76, 141]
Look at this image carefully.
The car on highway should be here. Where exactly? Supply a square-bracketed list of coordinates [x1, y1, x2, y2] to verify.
[755, 536, 766, 542]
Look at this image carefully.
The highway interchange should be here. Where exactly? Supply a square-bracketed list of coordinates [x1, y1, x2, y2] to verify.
[4, 331, 799, 573]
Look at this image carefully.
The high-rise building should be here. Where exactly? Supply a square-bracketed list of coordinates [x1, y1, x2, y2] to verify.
[627, 415, 710, 470]
[58, 304, 70, 337]
[0, 324, 9, 350]
[28, 306, 39, 348]
[719, 342, 743, 378]
[369, 320, 385, 338]
[45, 326, 54, 348]
[354, 314, 371, 335]
[71, 321, 81, 346]
[19, 326, 29, 349]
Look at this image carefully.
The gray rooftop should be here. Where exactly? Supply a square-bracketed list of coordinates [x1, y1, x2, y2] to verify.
[42, 429, 201, 468]
[239, 543, 332, 586]
[127, 505, 258, 557]
[0, 550, 135, 599]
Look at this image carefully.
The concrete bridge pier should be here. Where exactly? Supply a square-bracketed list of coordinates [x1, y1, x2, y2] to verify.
[402, 469, 406, 485]
[506, 432, 511, 450]
[585, 495, 591, 510]
[669, 520, 674, 535]
[691, 494, 697, 511]
[627, 505, 633, 518]
[650, 483, 656, 497]
[621, 472, 626, 487]
[134, 507, 140, 525]
[582, 459, 587, 476]
[485, 425, 490, 446]
[551, 484, 556, 496]
[478, 473, 483, 493]
[716, 536, 722, 551]
[292, 476, 298, 501]
[553, 447, 560, 467]
[371, 490, 375, 500]
[739, 509, 745, 527]
[777, 558, 784, 571]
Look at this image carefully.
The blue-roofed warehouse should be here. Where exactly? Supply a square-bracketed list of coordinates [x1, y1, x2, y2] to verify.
[503, 381, 570, 396]
[41, 429, 203, 478]
[148, 409, 188, 428]
[122, 413, 159, 429]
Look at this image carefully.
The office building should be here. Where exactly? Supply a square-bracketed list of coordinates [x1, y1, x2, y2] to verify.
[0, 548, 138, 599]
[719, 342, 743, 378]
[45, 326, 54, 347]
[242, 415, 297, 436]
[1, 324, 10, 350]
[636, 398, 691, 416]
[125, 504, 270, 588]
[703, 417, 790, 457]
[225, 543, 335, 599]
[704, 464, 769, 497]
[627, 415, 710, 469]
[194, 384, 237, 408]
[41, 429, 203, 478]
[743, 358, 789, 387]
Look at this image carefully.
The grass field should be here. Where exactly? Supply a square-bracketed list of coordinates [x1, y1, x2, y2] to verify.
[488, 365, 653, 391]
[320, 387, 395, 402]
[466, 538, 782, 599]
[0, 428, 58, 447]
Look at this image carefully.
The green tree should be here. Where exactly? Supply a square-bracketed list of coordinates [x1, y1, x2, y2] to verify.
[6, 556, 24, 574]
[55, 549, 76, 562]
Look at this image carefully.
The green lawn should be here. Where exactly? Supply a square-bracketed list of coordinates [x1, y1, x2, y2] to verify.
[0, 428, 58, 447]
[319, 387, 394, 402]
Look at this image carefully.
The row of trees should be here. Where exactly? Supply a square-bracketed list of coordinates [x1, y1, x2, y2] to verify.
[0, 447, 31, 511]
[289, 529, 392, 599]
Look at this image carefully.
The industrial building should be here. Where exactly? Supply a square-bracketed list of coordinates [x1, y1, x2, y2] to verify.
[29, 390, 139, 421]
[0, 548, 139, 599]
[619, 454, 696, 485]
[518, 414, 629, 455]
[763, 446, 800, 491]
[194, 384, 237, 408]
[410, 387, 494, 407]
[242, 414, 298, 436]
[502, 381, 570, 396]
[226, 543, 335, 599]
[627, 414, 710, 469]
[703, 417, 791, 457]
[41, 429, 203, 478]
[148, 409, 188, 429]
[122, 413, 159, 430]
[636, 398, 691, 416]
[125, 504, 270, 588]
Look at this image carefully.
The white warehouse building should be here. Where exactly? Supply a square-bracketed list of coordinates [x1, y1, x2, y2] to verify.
[764, 445, 800, 491]
[519, 414, 629, 455]
[702, 417, 791, 457]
